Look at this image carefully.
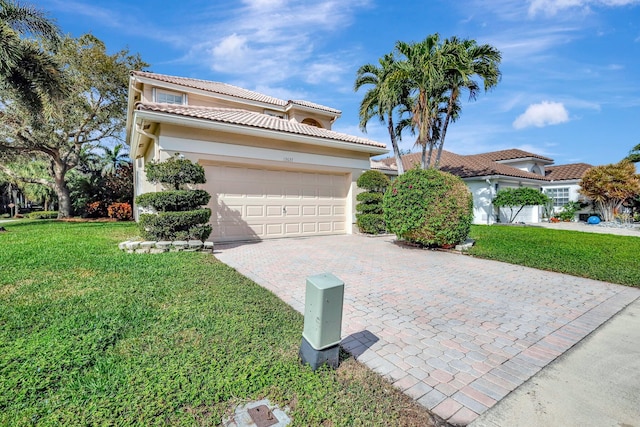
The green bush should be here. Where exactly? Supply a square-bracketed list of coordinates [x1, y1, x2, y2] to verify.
[135, 190, 211, 212]
[26, 211, 58, 219]
[137, 154, 212, 240]
[356, 213, 386, 235]
[556, 201, 582, 221]
[356, 171, 390, 234]
[357, 170, 390, 192]
[145, 154, 206, 190]
[383, 168, 473, 247]
[139, 209, 212, 240]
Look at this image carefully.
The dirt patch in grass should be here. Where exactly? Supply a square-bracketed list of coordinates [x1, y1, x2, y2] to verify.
[335, 357, 441, 427]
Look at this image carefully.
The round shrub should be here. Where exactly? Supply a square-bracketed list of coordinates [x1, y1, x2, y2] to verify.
[135, 190, 211, 212]
[357, 170, 390, 192]
[139, 209, 212, 241]
[137, 154, 212, 240]
[145, 154, 206, 190]
[356, 213, 386, 235]
[383, 168, 473, 247]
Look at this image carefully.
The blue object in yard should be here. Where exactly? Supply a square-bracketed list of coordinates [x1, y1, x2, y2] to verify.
[587, 216, 601, 224]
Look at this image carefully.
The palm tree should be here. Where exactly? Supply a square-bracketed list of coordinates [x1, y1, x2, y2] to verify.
[354, 54, 409, 174]
[99, 143, 130, 176]
[0, 0, 65, 113]
[626, 143, 640, 163]
[392, 34, 447, 169]
[434, 37, 501, 168]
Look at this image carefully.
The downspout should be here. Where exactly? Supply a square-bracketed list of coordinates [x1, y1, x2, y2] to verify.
[486, 178, 493, 225]
[133, 121, 159, 221]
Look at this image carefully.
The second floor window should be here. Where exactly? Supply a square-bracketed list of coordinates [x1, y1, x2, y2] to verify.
[155, 90, 185, 105]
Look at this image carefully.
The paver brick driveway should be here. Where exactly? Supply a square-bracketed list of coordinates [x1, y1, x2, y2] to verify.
[215, 234, 639, 425]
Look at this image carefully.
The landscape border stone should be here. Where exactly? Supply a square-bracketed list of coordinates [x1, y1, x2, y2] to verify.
[119, 239, 214, 254]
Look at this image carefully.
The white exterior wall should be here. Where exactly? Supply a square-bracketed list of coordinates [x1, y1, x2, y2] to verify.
[541, 182, 589, 220]
[465, 180, 496, 225]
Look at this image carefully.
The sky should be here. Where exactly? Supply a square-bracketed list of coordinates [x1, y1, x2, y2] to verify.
[38, 0, 640, 167]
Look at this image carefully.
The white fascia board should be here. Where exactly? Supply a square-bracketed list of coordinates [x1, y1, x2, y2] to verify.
[462, 175, 548, 185]
[133, 75, 286, 112]
[498, 157, 554, 165]
[134, 109, 389, 156]
[285, 102, 341, 119]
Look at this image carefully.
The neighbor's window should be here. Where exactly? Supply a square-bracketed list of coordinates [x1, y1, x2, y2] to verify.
[154, 89, 186, 105]
[546, 187, 570, 207]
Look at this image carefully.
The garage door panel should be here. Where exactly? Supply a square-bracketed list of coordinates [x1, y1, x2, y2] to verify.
[245, 205, 264, 217]
[266, 206, 283, 216]
[284, 205, 300, 216]
[207, 165, 348, 242]
[302, 223, 317, 233]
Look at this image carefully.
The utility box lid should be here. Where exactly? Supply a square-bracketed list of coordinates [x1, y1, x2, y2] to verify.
[302, 273, 344, 350]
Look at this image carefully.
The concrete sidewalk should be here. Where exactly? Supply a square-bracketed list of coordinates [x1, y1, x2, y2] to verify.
[471, 298, 640, 427]
[215, 234, 640, 425]
[529, 221, 640, 237]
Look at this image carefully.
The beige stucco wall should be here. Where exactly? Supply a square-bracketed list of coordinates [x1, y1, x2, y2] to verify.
[133, 123, 375, 233]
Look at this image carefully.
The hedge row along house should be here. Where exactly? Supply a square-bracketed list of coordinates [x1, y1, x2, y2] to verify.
[373, 150, 593, 224]
[125, 71, 593, 242]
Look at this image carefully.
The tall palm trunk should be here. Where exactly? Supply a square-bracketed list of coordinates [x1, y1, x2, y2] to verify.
[435, 93, 456, 168]
[387, 115, 404, 175]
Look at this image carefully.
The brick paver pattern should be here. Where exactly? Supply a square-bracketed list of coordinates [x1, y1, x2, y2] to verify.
[215, 235, 640, 425]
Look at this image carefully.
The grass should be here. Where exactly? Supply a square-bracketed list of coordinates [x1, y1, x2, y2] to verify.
[468, 225, 640, 287]
[0, 221, 435, 427]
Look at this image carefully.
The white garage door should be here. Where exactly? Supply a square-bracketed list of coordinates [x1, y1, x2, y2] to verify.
[205, 164, 349, 242]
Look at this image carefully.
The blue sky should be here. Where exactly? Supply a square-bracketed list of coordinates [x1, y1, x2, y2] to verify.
[39, 0, 640, 166]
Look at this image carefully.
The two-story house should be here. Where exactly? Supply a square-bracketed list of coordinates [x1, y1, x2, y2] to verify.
[126, 71, 387, 242]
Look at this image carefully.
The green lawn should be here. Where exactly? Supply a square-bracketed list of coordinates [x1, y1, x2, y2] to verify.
[469, 225, 640, 286]
[0, 221, 434, 427]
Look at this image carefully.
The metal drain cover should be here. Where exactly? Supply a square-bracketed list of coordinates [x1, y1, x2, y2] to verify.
[222, 399, 291, 427]
[248, 405, 278, 427]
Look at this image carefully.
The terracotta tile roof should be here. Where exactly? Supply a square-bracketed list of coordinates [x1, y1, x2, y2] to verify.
[473, 148, 554, 163]
[379, 150, 551, 181]
[132, 71, 287, 106]
[288, 99, 341, 115]
[137, 103, 386, 148]
[132, 71, 340, 115]
[545, 163, 592, 181]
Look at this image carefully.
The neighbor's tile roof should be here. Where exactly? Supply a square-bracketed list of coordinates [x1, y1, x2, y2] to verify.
[378, 150, 551, 181]
[473, 148, 554, 163]
[137, 103, 386, 148]
[545, 163, 592, 181]
[132, 71, 340, 114]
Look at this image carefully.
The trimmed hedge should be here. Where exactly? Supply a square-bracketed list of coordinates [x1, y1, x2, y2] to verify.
[356, 213, 386, 235]
[356, 170, 390, 234]
[145, 156, 206, 190]
[383, 168, 473, 247]
[26, 211, 58, 219]
[139, 209, 212, 241]
[135, 190, 211, 212]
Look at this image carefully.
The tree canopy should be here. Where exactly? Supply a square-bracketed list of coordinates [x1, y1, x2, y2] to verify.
[355, 33, 501, 173]
[579, 160, 640, 222]
[0, 34, 147, 218]
[0, 0, 66, 113]
[493, 187, 550, 223]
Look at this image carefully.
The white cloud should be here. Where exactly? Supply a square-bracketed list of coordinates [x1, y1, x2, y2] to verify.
[194, 0, 370, 86]
[513, 101, 570, 129]
[528, 0, 640, 16]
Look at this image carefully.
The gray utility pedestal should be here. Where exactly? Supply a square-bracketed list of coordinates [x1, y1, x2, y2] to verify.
[299, 273, 344, 370]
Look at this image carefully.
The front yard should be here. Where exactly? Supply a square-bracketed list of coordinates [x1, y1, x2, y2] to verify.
[468, 225, 640, 287]
[2, 221, 637, 426]
[0, 221, 434, 426]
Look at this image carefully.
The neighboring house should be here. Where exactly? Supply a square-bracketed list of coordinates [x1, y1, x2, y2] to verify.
[125, 71, 387, 242]
[374, 149, 593, 224]
[543, 163, 594, 219]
